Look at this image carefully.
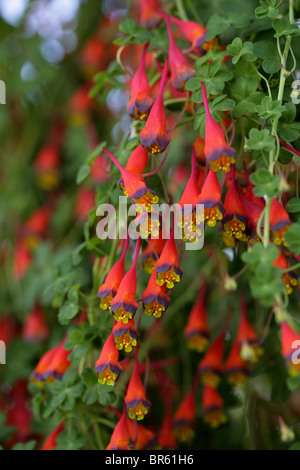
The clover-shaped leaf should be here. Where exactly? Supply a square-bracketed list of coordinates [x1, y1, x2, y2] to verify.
[249, 168, 280, 198]
[244, 128, 276, 152]
[226, 38, 257, 64]
[255, 96, 286, 120]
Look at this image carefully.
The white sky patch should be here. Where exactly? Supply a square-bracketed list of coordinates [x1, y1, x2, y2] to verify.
[222, 248, 234, 262]
[20, 61, 38, 80]
[0, 0, 29, 26]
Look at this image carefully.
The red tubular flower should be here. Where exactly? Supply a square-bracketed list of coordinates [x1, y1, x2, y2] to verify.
[235, 298, 263, 363]
[155, 230, 183, 289]
[134, 209, 161, 238]
[222, 169, 248, 240]
[173, 385, 196, 443]
[124, 144, 149, 176]
[22, 304, 49, 343]
[138, 0, 161, 29]
[140, 59, 171, 154]
[241, 195, 264, 243]
[5, 381, 33, 447]
[104, 148, 158, 212]
[95, 332, 122, 386]
[168, 163, 190, 196]
[98, 238, 128, 310]
[31, 344, 61, 383]
[50, 337, 72, 380]
[31, 336, 71, 383]
[90, 153, 110, 183]
[141, 237, 165, 274]
[110, 238, 141, 323]
[242, 163, 265, 208]
[80, 36, 105, 68]
[165, 15, 195, 91]
[170, 15, 207, 52]
[202, 385, 227, 428]
[74, 187, 95, 222]
[280, 322, 300, 376]
[41, 422, 64, 450]
[127, 418, 157, 450]
[201, 82, 235, 172]
[107, 407, 130, 450]
[125, 356, 151, 420]
[177, 149, 203, 242]
[198, 169, 225, 227]
[184, 285, 210, 352]
[0, 315, 17, 346]
[273, 251, 298, 295]
[34, 145, 60, 190]
[142, 270, 171, 318]
[12, 239, 32, 280]
[193, 135, 206, 168]
[112, 319, 139, 353]
[224, 341, 250, 385]
[270, 198, 291, 246]
[22, 205, 52, 249]
[127, 44, 153, 120]
[158, 414, 177, 450]
[197, 333, 224, 387]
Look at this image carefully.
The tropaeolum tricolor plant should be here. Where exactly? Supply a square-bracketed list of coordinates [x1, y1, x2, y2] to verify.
[1, 0, 300, 451]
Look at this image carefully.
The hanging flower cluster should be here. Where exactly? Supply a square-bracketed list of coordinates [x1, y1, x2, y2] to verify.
[6, 0, 300, 453]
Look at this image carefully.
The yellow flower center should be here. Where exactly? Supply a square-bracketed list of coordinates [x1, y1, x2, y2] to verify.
[128, 403, 149, 421]
[97, 369, 118, 386]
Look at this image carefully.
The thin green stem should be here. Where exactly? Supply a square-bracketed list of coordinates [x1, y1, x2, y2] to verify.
[250, 63, 272, 98]
[281, 262, 300, 273]
[263, 0, 294, 248]
[175, 0, 189, 21]
[187, 0, 203, 24]
[164, 97, 187, 106]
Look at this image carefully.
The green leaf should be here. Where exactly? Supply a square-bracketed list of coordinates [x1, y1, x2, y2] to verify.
[272, 18, 300, 37]
[289, 442, 300, 450]
[212, 96, 235, 112]
[81, 368, 98, 386]
[281, 102, 297, 123]
[0, 412, 15, 442]
[245, 128, 276, 153]
[58, 301, 79, 325]
[11, 441, 36, 450]
[69, 329, 85, 345]
[226, 38, 257, 64]
[72, 242, 87, 266]
[253, 41, 281, 73]
[242, 244, 284, 306]
[206, 12, 250, 41]
[82, 383, 116, 406]
[255, 96, 286, 120]
[285, 198, 300, 213]
[250, 168, 280, 198]
[119, 19, 138, 35]
[55, 428, 86, 451]
[118, 18, 152, 44]
[286, 374, 300, 392]
[233, 92, 264, 118]
[76, 164, 90, 184]
[285, 224, 300, 255]
[242, 243, 279, 267]
[278, 122, 300, 142]
[255, 0, 282, 18]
